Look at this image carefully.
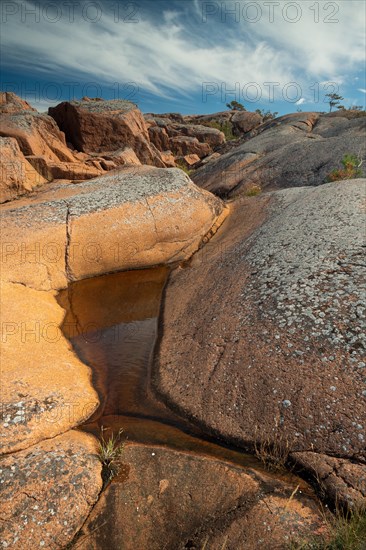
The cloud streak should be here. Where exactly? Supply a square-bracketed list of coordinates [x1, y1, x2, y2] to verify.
[1, 0, 365, 110]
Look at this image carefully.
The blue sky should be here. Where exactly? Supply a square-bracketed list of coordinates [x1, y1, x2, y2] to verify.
[1, 0, 365, 115]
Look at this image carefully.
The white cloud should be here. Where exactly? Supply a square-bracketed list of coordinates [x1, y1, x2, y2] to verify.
[358, 89, 366, 94]
[248, 1, 366, 78]
[295, 98, 306, 105]
[2, 0, 365, 106]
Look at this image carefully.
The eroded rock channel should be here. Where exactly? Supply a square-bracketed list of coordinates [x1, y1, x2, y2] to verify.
[58, 263, 327, 549]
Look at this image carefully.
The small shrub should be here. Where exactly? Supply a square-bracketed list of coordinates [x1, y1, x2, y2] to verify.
[326, 154, 363, 182]
[175, 160, 193, 176]
[203, 120, 236, 141]
[245, 184, 262, 197]
[255, 108, 279, 121]
[98, 426, 124, 484]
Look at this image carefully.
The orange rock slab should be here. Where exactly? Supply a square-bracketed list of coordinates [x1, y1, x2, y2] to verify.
[0, 281, 99, 454]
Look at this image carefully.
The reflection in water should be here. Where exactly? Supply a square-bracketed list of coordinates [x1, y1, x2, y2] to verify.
[58, 267, 315, 490]
[59, 267, 186, 427]
[72, 319, 158, 417]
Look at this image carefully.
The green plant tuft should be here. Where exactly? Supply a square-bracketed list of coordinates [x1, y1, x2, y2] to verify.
[98, 426, 124, 485]
[226, 100, 246, 111]
[245, 184, 262, 197]
[326, 154, 363, 182]
[175, 160, 193, 175]
[203, 120, 236, 141]
[255, 108, 279, 121]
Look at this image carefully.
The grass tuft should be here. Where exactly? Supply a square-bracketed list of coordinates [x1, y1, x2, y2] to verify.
[98, 426, 124, 485]
[175, 160, 193, 176]
[202, 120, 237, 141]
[289, 505, 366, 549]
[244, 184, 262, 197]
[254, 427, 291, 472]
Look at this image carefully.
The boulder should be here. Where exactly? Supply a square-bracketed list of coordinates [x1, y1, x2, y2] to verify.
[165, 123, 225, 148]
[0, 93, 104, 193]
[145, 114, 226, 160]
[100, 147, 142, 167]
[0, 110, 76, 163]
[183, 110, 263, 137]
[159, 151, 176, 167]
[231, 110, 263, 134]
[183, 111, 233, 125]
[154, 181, 366, 500]
[48, 99, 166, 167]
[0, 91, 36, 114]
[0, 431, 102, 549]
[178, 154, 201, 167]
[192, 112, 366, 196]
[0, 166, 226, 291]
[144, 112, 185, 125]
[76, 443, 325, 549]
[26, 155, 101, 181]
[0, 137, 46, 203]
[169, 135, 212, 157]
[147, 125, 171, 151]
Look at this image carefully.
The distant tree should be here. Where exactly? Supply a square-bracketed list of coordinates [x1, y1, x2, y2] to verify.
[349, 105, 363, 111]
[255, 108, 278, 121]
[336, 105, 346, 110]
[326, 92, 344, 112]
[226, 100, 246, 111]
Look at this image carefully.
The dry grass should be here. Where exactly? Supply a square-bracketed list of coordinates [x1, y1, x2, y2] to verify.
[254, 427, 291, 472]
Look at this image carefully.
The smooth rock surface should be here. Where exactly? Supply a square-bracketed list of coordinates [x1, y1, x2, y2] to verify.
[0, 167, 226, 290]
[0, 431, 102, 549]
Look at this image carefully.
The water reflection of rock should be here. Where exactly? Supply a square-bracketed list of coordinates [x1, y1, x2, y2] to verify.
[59, 267, 196, 432]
